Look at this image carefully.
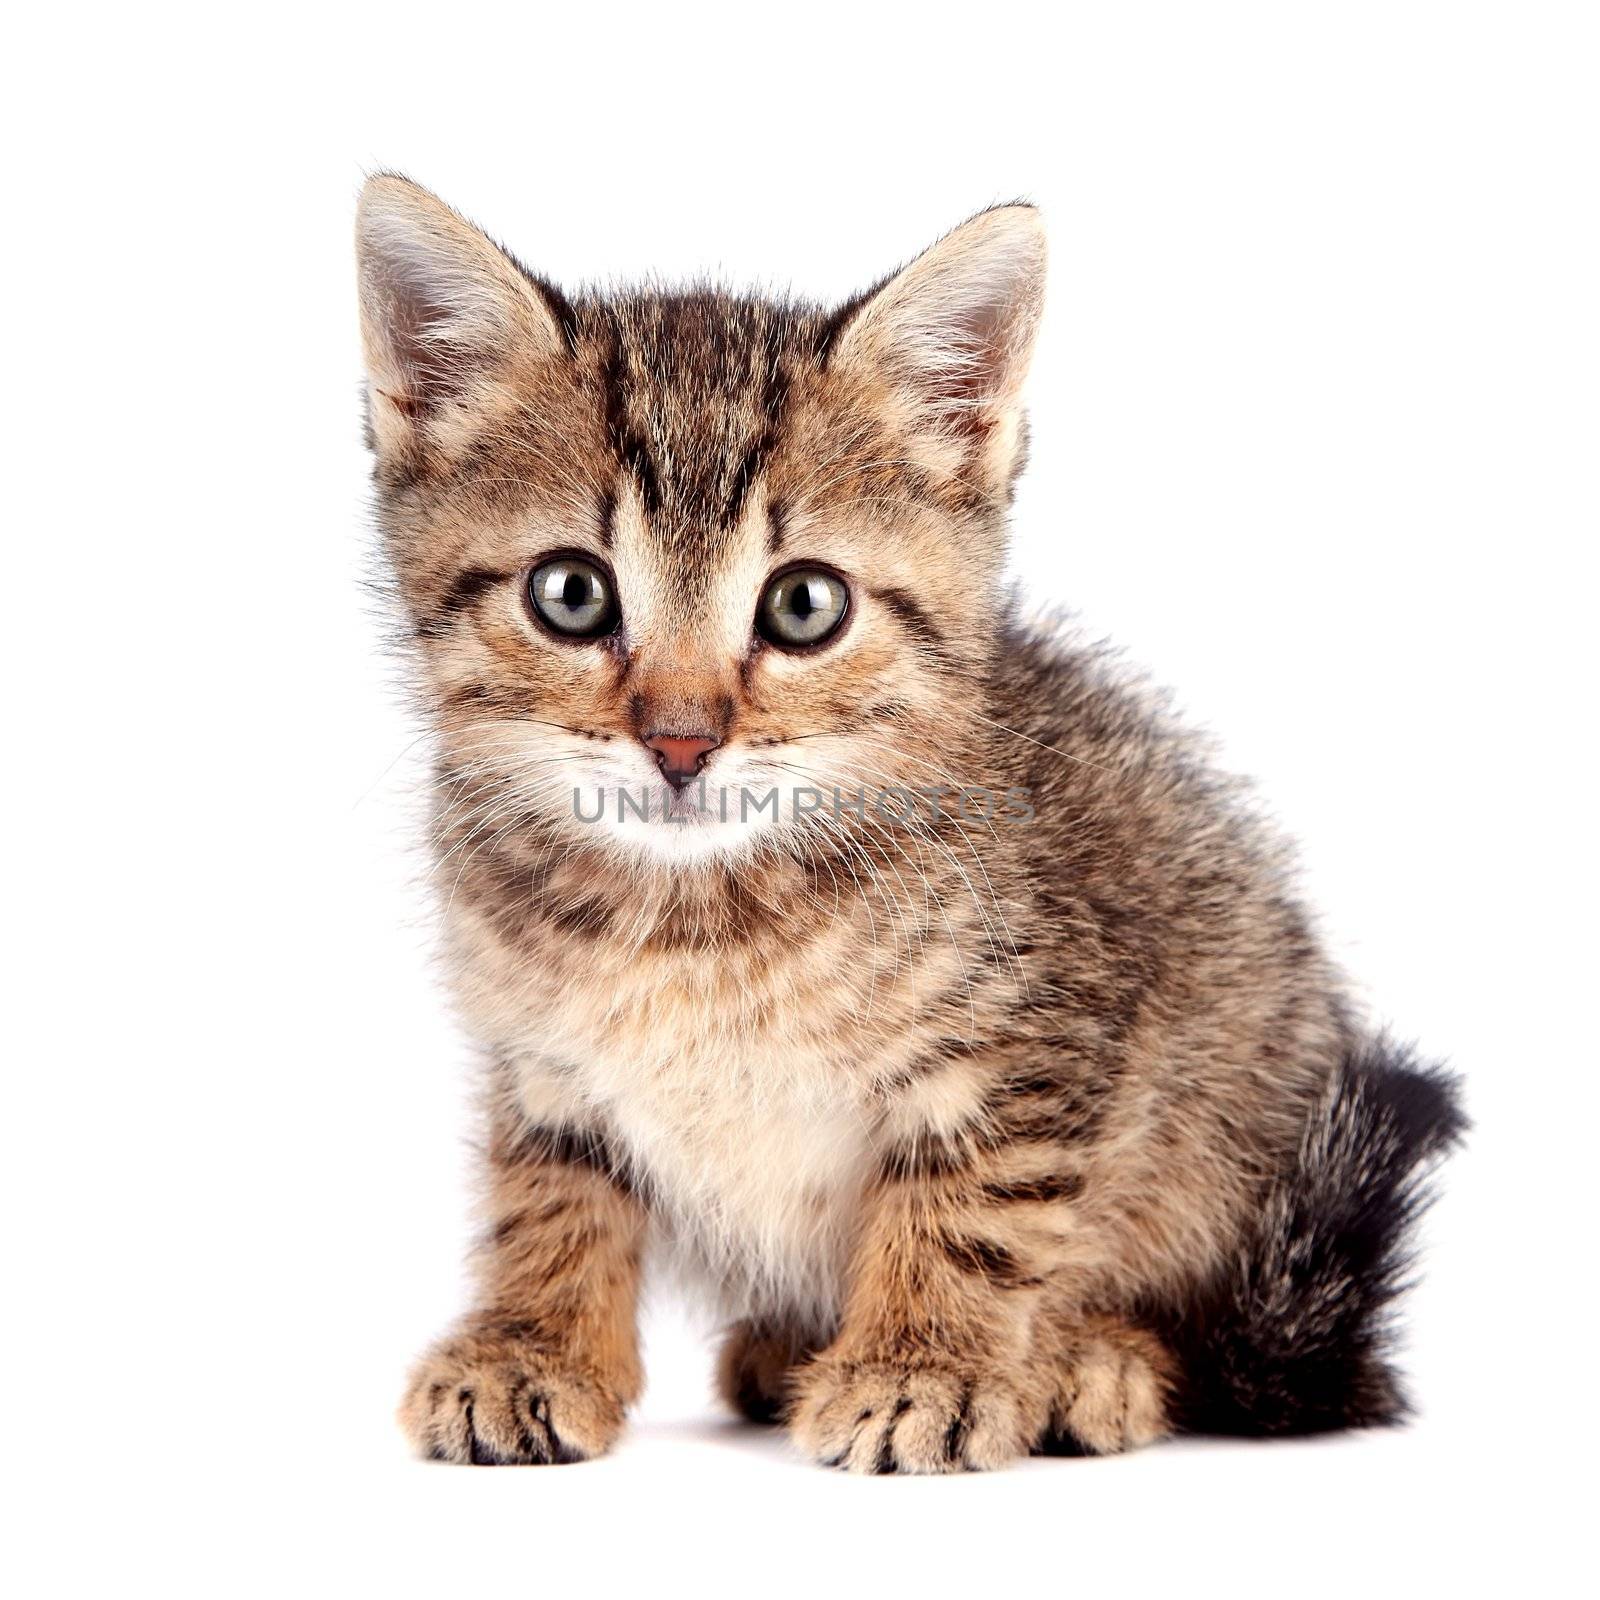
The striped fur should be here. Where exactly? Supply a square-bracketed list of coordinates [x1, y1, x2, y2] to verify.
[358, 176, 1462, 1471]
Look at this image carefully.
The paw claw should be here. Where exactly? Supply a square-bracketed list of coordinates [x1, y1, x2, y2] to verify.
[789, 1359, 1027, 1474]
[401, 1329, 625, 1465]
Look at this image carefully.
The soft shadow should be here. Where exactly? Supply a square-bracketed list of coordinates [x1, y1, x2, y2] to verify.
[629, 1413, 801, 1459]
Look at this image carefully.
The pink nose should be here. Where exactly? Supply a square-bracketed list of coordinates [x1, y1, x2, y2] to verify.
[643, 732, 720, 791]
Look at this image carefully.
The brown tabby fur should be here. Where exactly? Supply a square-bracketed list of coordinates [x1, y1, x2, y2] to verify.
[362, 175, 1449, 1472]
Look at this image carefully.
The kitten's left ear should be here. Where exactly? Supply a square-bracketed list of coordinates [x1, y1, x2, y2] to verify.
[829, 204, 1046, 488]
[356, 173, 567, 470]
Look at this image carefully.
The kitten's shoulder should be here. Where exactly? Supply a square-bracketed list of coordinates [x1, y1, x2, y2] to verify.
[989, 602, 1293, 879]
[990, 603, 1218, 781]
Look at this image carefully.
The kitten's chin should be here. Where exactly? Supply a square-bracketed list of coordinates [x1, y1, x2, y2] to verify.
[581, 782, 781, 868]
[605, 822, 769, 866]
[594, 814, 776, 867]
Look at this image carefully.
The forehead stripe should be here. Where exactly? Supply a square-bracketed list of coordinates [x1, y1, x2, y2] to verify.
[597, 300, 798, 535]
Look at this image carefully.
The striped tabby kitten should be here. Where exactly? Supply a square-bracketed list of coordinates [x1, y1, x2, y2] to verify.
[357, 175, 1463, 1472]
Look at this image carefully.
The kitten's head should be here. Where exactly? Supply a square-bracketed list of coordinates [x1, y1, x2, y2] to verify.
[357, 175, 1045, 867]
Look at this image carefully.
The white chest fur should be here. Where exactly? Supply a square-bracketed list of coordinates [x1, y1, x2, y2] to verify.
[599, 1045, 873, 1324]
[490, 948, 889, 1327]
[453, 874, 965, 1326]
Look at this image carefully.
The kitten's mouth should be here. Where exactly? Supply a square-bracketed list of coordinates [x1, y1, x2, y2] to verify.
[571, 771, 785, 833]
[583, 775, 746, 825]
[657, 777, 777, 826]
[660, 779, 717, 821]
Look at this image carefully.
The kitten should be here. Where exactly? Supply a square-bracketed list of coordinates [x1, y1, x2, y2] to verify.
[356, 175, 1464, 1471]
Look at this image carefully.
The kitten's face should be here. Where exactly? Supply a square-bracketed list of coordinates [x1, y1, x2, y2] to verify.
[358, 179, 1044, 867]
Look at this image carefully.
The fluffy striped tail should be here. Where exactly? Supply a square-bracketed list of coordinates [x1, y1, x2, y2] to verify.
[1163, 1039, 1466, 1436]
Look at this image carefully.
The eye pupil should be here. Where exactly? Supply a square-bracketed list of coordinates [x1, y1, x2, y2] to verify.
[561, 572, 587, 608]
[790, 583, 815, 619]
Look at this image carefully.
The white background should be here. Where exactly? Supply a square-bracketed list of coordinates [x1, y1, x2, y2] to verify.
[6, 3, 1595, 1594]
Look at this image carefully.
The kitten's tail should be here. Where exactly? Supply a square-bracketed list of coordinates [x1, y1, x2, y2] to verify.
[1162, 1038, 1466, 1436]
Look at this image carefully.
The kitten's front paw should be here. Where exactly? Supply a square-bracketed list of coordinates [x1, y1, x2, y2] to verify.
[788, 1357, 1029, 1474]
[400, 1329, 626, 1465]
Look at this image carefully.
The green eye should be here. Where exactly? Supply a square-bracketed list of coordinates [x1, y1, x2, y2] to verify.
[757, 568, 849, 648]
[528, 556, 619, 638]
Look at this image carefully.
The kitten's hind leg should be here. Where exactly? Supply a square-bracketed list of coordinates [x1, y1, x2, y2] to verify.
[716, 1320, 820, 1424]
[1038, 1314, 1176, 1456]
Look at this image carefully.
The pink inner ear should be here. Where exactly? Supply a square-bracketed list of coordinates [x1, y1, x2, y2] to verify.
[369, 265, 488, 417]
[358, 177, 564, 425]
[938, 297, 1022, 421]
[831, 209, 1046, 431]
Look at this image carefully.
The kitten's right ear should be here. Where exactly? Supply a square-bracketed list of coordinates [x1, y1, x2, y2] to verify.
[356, 174, 566, 468]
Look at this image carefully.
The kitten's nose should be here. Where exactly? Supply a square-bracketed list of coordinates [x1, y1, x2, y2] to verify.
[643, 732, 720, 791]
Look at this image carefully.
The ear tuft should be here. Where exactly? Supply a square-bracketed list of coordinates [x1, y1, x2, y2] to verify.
[355, 174, 563, 461]
[830, 205, 1046, 477]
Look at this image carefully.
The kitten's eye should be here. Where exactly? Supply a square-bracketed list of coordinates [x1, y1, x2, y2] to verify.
[757, 568, 849, 648]
[527, 556, 619, 638]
